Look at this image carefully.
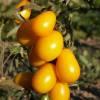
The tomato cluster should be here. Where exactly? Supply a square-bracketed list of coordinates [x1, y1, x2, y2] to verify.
[14, 1, 81, 99]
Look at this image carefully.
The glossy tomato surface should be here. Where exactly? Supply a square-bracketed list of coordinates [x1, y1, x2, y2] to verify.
[56, 48, 80, 84]
[14, 72, 33, 89]
[35, 31, 63, 61]
[32, 63, 56, 93]
[30, 11, 56, 37]
[49, 82, 70, 100]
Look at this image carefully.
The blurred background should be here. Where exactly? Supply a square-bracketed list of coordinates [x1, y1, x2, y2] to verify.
[0, 0, 100, 100]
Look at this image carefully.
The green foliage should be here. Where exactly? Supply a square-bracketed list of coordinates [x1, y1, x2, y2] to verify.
[0, 0, 100, 100]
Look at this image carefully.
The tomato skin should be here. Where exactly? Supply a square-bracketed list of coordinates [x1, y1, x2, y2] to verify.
[30, 11, 56, 37]
[17, 21, 37, 47]
[16, 0, 31, 23]
[32, 63, 56, 93]
[34, 31, 63, 61]
[29, 47, 46, 67]
[56, 48, 80, 84]
[14, 72, 33, 89]
[49, 82, 70, 100]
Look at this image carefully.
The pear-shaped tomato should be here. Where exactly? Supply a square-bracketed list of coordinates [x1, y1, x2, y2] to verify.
[32, 63, 56, 93]
[56, 48, 80, 84]
[34, 31, 63, 61]
[14, 72, 33, 89]
[49, 82, 70, 100]
[17, 21, 37, 47]
[30, 11, 56, 37]
[29, 47, 46, 67]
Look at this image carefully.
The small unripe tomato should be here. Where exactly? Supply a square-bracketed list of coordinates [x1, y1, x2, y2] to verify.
[49, 82, 70, 100]
[30, 11, 56, 37]
[56, 48, 80, 84]
[32, 63, 56, 93]
[34, 31, 63, 61]
[17, 21, 37, 47]
[14, 72, 33, 89]
[29, 47, 46, 67]
[40, 94, 49, 100]
[16, 0, 31, 23]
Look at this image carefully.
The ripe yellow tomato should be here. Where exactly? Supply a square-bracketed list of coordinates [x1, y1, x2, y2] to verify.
[30, 11, 56, 37]
[34, 31, 63, 61]
[56, 48, 80, 84]
[49, 82, 70, 100]
[29, 47, 46, 67]
[17, 21, 37, 47]
[14, 72, 33, 89]
[32, 63, 56, 93]
[16, 0, 31, 23]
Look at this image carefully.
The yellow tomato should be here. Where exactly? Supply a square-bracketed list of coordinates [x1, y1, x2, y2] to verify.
[30, 11, 56, 37]
[29, 47, 46, 67]
[56, 48, 80, 84]
[34, 31, 63, 61]
[17, 21, 37, 47]
[49, 82, 70, 100]
[16, 0, 31, 23]
[14, 72, 33, 89]
[19, 9, 31, 20]
[32, 63, 56, 93]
